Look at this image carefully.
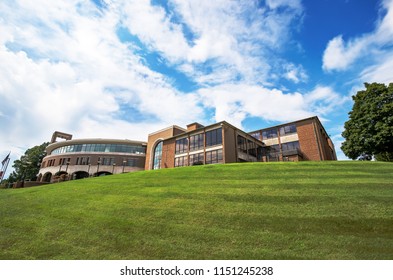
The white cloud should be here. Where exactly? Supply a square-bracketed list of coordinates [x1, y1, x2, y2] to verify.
[0, 0, 204, 165]
[197, 84, 344, 129]
[283, 63, 308, 83]
[361, 52, 393, 84]
[322, 0, 393, 71]
[322, 36, 366, 71]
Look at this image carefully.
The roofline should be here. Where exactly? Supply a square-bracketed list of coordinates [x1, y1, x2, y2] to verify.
[248, 116, 320, 133]
[160, 120, 265, 146]
[147, 125, 186, 136]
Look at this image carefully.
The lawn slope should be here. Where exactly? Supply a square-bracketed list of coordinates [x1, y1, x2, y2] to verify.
[1, 161, 392, 260]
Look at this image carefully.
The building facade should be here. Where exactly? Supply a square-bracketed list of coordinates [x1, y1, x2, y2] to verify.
[145, 116, 336, 170]
[36, 116, 336, 183]
[145, 121, 265, 170]
[37, 132, 146, 183]
[249, 116, 337, 162]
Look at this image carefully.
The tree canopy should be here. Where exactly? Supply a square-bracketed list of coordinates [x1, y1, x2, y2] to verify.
[341, 82, 393, 161]
[8, 142, 49, 183]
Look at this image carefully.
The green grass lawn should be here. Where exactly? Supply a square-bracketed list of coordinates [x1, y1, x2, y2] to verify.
[1, 161, 392, 260]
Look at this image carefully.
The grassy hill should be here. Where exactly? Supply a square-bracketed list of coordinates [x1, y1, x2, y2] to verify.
[1, 161, 392, 260]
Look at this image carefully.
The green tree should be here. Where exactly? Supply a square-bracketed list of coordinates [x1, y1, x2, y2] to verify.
[341, 82, 393, 161]
[8, 142, 49, 183]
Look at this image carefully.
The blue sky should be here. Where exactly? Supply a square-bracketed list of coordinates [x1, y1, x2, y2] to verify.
[1, 0, 393, 173]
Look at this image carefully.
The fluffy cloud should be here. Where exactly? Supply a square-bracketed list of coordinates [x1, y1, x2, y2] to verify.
[198, 84, 344, 129]
[322, 0, 393, 72]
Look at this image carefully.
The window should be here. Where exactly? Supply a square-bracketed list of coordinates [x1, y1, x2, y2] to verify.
[206, 128, 222, 147]
[281, 141, 300, 151]
[279, 124, 297, 136]
[101, 157, 114, 166]
[59, 158, 70, 165]
[189, 152, 204, 165]
[175, 138, 188, 154]
[237, 135, 247, 153]
[205, 149, 223, 164]
[124, 158, 137, 167]
[51, 143, 146, 155]
[248, 139, 257, 157]
[153, 141, 163, 170]
[174, 156, 188, 167]
[262, 128, 278, 139]
[250, 132, 261, 140]
[76, 157, 90, 165]
[189, 133, 204, 151]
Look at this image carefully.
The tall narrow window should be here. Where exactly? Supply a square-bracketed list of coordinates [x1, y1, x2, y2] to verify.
[206, 128, 222, 147]
[175, 138, 188, 154]
[153, 141, 163, 170]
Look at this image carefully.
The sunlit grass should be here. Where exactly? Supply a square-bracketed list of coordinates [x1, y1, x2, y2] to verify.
[0, 161, 392, 259]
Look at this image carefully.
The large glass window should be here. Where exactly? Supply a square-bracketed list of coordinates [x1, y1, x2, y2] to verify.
[206, 128, 222, 147]
[51, 143, 146, 155]
[174, 156, 188, 167]
[248, 139, 257, 157]
[281, 141, 300, 151]
[262, 128, 278, 139]
[175, 138, 188, 154]
[189, 152, 204, 165]
[205, 149, 223, 164]
[279, 124, 297, 136]
[189, 133, 204, 151]
[237, 135, 247, 153]
[153, 141, 163, 170]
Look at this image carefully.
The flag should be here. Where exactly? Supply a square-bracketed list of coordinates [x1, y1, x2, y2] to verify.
[1, 152, 10, 166]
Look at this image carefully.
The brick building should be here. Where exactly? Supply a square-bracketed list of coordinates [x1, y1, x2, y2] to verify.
[145, 116, 336, 170]
[37, 116, 336, 182]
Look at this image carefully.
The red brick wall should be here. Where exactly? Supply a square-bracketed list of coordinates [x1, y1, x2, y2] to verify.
[296, 119, 322, 160]
[162, 139, 176, 169]
[145, 127, 185, 170]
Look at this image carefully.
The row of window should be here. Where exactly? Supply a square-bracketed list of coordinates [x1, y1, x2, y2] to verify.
[175, 128, 222, 154]
[252, 124, 298, 140]
[174, 149, 223, 167]
[42, 157, 140, 167]
[51, 143, 146, 155]
[264, 141, 300, 156]
[237, 135, 259, 157]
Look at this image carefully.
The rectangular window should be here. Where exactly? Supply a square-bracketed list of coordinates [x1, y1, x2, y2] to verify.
[250, 132, 261, 140]
[248, 139, 257, 157]
[123, 158, 137, 167]
[175, 138, 188, 154]
[281, 141, 300, 151]
[189, 152, 204, 165]
[237, 135, 247, 153]
[101, 158, 114, 166]
[205, 128, 222, 147]
[279, 124, 297, 136]
[262, 128, 278, 139]
[174, 156, 188, 167]
[205, 149, 223, 164]
[189, 133, 204, 151]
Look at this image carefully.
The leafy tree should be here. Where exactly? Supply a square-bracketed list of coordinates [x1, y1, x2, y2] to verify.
[341, 82, 393, 161]
[8, 142, 49, 183]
